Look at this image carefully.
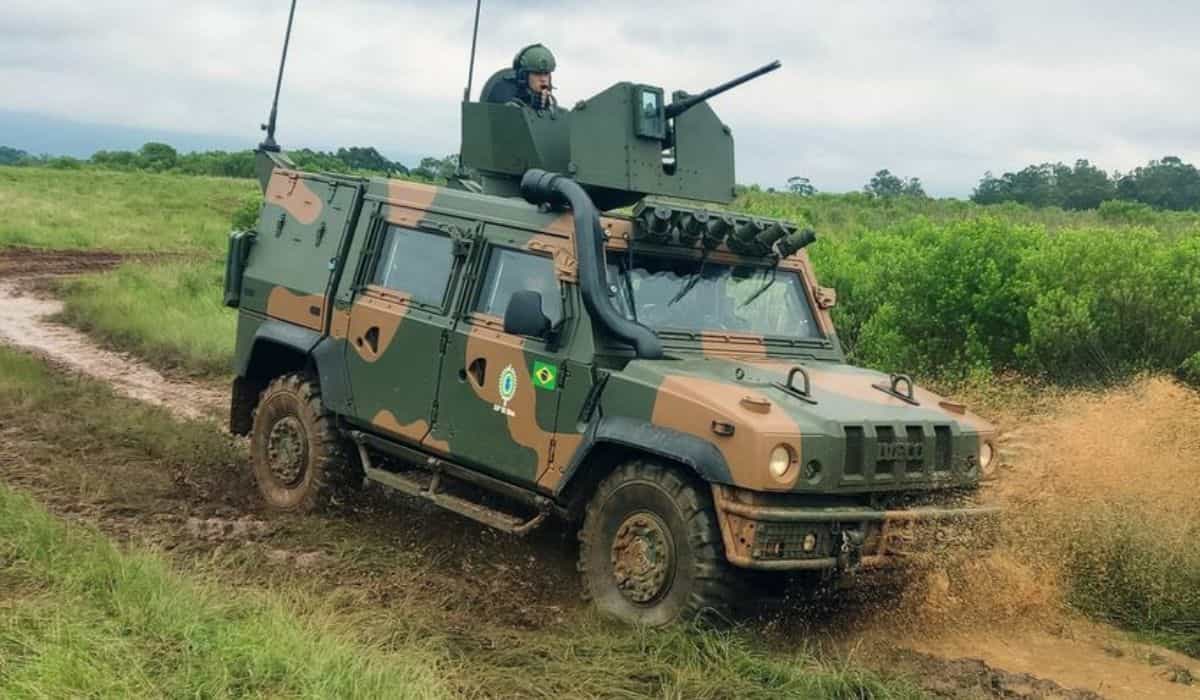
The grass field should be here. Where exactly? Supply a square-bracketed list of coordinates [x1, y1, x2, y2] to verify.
[0, 346, 924, 698]
[57, 260, 235, 375]
[0, 166, 254, 253]
[6, 166, 1193, 380]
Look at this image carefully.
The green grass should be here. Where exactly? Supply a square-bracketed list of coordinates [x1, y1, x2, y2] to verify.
[57, 259, 235, 375]
[0, 483, 451, 699]
[733, 189, 1200, 241]
[1055, 503, 1200, 657]
[0, 166, 256, 253]
[0, 346, 925, 698]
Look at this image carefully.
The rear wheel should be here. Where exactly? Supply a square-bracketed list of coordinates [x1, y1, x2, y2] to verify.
[578, 460, 737, 626]
[250, 373, 356, 512]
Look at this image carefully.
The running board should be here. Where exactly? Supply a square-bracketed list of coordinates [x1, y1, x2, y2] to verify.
[349, 431, 550, 536]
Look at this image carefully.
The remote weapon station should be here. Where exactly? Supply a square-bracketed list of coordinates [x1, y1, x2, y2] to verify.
[225, 0, 998, 624]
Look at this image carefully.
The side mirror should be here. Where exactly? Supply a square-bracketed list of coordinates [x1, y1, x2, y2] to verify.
[503, 290, 551, 338]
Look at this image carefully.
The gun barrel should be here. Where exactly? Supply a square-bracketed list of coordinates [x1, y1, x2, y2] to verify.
[664, 60, 781, 120]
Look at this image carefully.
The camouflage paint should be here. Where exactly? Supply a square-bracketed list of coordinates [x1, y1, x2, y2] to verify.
[232, 166, 997, 569]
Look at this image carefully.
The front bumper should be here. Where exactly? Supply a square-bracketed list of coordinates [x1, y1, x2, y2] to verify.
[712, 485, 1000, 571]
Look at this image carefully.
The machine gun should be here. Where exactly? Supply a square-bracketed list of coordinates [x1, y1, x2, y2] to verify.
[461, 58, 784, 209]
[664, 60, 782, 120]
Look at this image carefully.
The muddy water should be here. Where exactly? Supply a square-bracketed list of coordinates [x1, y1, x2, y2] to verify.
[0, 279, 225, 422]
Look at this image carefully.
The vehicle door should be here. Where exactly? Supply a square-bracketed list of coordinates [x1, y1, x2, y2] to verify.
[431, 228, 584, 489]
[338, 220, 466, 448]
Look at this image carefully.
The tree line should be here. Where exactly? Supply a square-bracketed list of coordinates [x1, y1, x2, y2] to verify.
[6, 142, 1199, 212]
[0, 143, 461, 182]
[784, 155, 1200, 211]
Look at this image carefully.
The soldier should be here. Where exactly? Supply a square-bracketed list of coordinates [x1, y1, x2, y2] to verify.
[515, 44, 556, 110]
[482, 44, 557, 111]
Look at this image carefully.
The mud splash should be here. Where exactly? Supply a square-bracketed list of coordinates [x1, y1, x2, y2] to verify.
[847, 376, 1200, 699]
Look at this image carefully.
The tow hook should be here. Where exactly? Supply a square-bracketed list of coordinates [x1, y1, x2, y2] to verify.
[838, 528, 865, 571]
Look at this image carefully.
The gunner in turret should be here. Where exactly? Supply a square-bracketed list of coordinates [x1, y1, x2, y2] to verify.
[482, 44, 557, 111]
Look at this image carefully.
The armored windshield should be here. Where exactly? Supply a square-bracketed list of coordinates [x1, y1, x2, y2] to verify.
[607, 254, 823, 339]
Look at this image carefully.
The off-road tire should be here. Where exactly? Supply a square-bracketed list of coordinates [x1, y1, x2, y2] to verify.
[250, 373, 355, 512]
[578, 460, 737, 626]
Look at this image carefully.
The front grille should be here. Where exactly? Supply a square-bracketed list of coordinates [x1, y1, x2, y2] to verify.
[905, 425, 925, 474]
[844, 426, 864, 476]
[875, 426, 896, 478]
[934, 425, 952, 470]
[752, 522, 833, 561]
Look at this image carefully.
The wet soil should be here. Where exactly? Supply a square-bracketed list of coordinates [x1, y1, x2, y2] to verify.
[0, 248, 225, 421]
[1, 247, 1197, 699]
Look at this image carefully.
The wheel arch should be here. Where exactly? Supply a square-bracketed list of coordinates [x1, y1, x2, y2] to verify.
[556, 416, 733, 520]
[230, 321, 324, 435]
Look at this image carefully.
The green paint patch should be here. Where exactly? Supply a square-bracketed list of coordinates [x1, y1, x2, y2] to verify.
[532, 360, 558, 391]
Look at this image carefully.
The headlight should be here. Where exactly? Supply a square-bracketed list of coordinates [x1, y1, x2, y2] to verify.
[980, 441, 995, 474]
[768, 445, 794, 479]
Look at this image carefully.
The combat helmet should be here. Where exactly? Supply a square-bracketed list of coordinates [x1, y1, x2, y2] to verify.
[513, 44, 556, 75]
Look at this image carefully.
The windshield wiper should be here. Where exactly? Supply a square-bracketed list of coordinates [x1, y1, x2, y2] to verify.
[668, 250, 709, 306]
[739, 257, 780, 308]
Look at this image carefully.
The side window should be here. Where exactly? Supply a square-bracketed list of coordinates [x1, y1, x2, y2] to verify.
[475, 248, 563, 327]
[372, 226, 454, 306]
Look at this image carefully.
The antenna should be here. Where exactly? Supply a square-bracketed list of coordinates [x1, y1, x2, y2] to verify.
[463, 0, 482, 103]
[259, 0, 299, 152]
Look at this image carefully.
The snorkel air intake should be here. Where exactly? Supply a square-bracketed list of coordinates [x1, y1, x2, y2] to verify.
[520, 169, 663, 359]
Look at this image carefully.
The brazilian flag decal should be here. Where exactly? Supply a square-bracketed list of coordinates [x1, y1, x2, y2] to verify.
[532, 361, 558, 391]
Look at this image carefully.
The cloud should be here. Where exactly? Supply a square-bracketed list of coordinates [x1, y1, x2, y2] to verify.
[2, 0, 1197, 195]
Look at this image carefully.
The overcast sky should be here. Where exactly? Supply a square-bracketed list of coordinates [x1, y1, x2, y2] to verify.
[2, 0, 1197, 196]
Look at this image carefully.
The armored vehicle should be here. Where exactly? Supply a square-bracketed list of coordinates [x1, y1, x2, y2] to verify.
[225, 37, 997, 624]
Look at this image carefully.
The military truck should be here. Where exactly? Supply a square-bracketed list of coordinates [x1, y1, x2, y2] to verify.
[224, 47, 997, 624]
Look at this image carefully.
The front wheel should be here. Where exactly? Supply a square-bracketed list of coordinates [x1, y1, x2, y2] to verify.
[250, 373, 355, 512]
[578, 460, 737, 626]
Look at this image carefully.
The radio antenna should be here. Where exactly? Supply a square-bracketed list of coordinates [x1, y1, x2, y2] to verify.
[259, 0, 298, 152]
[463, 0, 482, 102]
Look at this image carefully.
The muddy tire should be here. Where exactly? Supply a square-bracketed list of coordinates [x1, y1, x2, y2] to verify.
[250, 373, 354, 512]
[578, 460, 737, 626]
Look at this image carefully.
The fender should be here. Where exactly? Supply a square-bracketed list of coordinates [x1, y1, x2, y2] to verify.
[556, 415, 734, 498]
[234, 318, 322, 378]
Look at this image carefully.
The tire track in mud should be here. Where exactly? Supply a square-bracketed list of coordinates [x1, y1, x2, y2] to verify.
[0, 248, 1196, 699]
[0, 249, 225, 422]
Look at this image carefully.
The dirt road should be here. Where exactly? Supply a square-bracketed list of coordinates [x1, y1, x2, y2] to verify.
[0, 248, 224, 421]
[0, 247, 1196, 699]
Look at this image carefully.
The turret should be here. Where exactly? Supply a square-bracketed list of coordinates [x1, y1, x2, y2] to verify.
[460, 61, 781, 210]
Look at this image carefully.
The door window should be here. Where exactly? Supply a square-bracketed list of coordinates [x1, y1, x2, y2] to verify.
[372, 226, 454, 306]
[475, 248, 563, 327]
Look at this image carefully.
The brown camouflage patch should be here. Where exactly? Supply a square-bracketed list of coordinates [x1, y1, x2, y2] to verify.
[385, 179, 439, 209]
[741, 360, 996, 435]
[526, 235, 578, 282]
[265, 170, 322, 225]
[372, 410, 451, 454]
[342, 289, 411, 362]
[651, 374, 802, 491]
[463, 316, 579, 488]
[266, 286, 324, 331]
[710, 485, 758, 567]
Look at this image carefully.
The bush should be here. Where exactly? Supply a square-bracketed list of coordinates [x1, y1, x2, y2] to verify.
[812, 217, 1040, 376]
[1057, 503, 1200, 655]
[1098, 199, 1156, 225]
[231, 192, 262, 231]
[808, 214, 1200, 382]
[1177, 352, 1200, 388]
